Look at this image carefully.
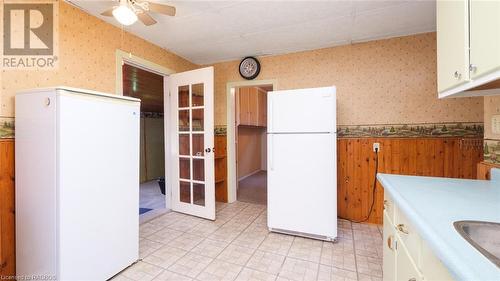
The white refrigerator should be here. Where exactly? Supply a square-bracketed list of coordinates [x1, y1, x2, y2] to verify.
[267, 86, 337, 241]
[15, 87, 140, 280]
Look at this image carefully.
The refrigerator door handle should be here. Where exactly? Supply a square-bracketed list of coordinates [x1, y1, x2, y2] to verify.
[269, 97, 273, 132]
[270, 134, 274, 171]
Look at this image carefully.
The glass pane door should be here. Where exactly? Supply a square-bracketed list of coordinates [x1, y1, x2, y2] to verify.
[178, 83, 206, 206]
[169, 67, 214, 220]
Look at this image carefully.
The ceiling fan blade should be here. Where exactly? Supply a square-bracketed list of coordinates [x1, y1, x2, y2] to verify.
[100, 8, 115, 17]
[137, 12, 157, 26]
[147, 2, 176, 16]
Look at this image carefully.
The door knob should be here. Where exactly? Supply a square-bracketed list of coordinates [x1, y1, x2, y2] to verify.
[205, 148, 211, 153]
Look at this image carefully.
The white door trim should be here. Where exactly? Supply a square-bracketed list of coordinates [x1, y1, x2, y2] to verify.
[115, 49, 175, 96]
[225, 79, 278, 203]
[115, 49, 175, 210]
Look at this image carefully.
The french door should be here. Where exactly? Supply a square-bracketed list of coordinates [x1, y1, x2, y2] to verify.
[167, 67, 215, 220]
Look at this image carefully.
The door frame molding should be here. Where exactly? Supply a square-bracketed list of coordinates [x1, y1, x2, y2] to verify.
[115, 49, 175, 96]
[225, 79, 278, 203]
[115, 49, 175, 210]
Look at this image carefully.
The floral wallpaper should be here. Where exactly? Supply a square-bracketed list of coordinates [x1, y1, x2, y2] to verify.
[0, 1, 197, 118]
[210, 33, 483, 127]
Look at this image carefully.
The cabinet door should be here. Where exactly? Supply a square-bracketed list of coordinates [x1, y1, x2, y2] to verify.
[421, 242, 454, 281]
[248, 87, 259, 126]
[383, 212, 397, 281]
[470, 0, 500, 79]
[437, 0, 469, 92]
[257, 89, 267, 127]
[396, 239, 423, 281]
[238, 87, 250, 125]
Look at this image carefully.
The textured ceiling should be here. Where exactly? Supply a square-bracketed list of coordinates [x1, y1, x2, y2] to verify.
[68, 0, 436, 65]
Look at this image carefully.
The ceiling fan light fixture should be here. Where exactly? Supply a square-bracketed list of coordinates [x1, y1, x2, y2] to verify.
[112, 4, 138, 26]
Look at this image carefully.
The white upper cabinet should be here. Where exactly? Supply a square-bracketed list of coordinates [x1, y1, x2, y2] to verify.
[437, 0, 500, 98]
[437, 0, 469, 93]
[470, 0, 500, 79]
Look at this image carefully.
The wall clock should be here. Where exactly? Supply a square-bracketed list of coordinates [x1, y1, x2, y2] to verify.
[239, 56, 261, 80]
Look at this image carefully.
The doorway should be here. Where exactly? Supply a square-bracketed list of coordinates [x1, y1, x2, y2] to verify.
[122, 63, 168, 222]
[232, 84, 273, 205]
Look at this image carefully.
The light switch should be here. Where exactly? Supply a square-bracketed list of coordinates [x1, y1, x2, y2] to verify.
[493, 115, 500, 134]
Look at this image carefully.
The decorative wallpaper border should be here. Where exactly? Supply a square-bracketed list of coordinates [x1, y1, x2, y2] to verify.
[214, 122, 483, 138]
[215, 125, 227, 136]
[0, 119, 229, 138]
[141, 112, 164, 119]
[484, 139, 500, 164]
[0, 120, 483, 139]
[337, 122, 483, 138]
[0, 117, 15, 139]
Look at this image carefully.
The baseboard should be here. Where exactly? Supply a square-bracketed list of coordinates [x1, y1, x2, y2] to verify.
[238, 170, 262, 182]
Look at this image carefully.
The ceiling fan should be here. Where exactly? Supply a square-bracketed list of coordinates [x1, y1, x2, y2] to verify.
[100, 0, 176, 26]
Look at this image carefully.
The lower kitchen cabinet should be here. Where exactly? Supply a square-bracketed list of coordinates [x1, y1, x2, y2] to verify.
[421, 242, 454, 281]
[396, 241, 423, 281]
[383, 194, 453, 281]
[383, 212, 396, 281]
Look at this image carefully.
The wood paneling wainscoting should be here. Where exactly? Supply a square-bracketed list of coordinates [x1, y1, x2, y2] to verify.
[338, 137, 483, 224]
[0, 140, 15, 277]
[215, 135, 228, 202]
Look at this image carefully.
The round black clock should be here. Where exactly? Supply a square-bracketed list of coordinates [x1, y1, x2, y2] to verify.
[239, 56, 261, 80]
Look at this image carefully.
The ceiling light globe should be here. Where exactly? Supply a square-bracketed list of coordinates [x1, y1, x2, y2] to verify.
[112, 5, 138, 26]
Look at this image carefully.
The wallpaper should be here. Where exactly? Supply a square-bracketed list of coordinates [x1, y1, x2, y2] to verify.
[484, 96, 500, 140]
[0, 1, 197, 118]
[211, 33, 484, 127]
[484, 96, 500, 164]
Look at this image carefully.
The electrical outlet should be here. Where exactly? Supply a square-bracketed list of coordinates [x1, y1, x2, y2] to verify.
[373, 143, 380, 152]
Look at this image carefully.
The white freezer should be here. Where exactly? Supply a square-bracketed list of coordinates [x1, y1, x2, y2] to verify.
[15, 87, 140, 280]
[268, 86, 336, 133]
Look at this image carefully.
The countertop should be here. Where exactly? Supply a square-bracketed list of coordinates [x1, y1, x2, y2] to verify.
[377, 169, 500, 281]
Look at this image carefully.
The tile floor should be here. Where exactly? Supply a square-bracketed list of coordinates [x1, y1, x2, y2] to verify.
[114, 201, 383, 281]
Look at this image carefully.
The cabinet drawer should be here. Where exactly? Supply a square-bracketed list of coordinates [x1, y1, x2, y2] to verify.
[384, 192, 395, 224]
[395, 207, 422, 269]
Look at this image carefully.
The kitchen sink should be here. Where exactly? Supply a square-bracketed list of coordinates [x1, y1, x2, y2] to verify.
[454, 221, 500, 268]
